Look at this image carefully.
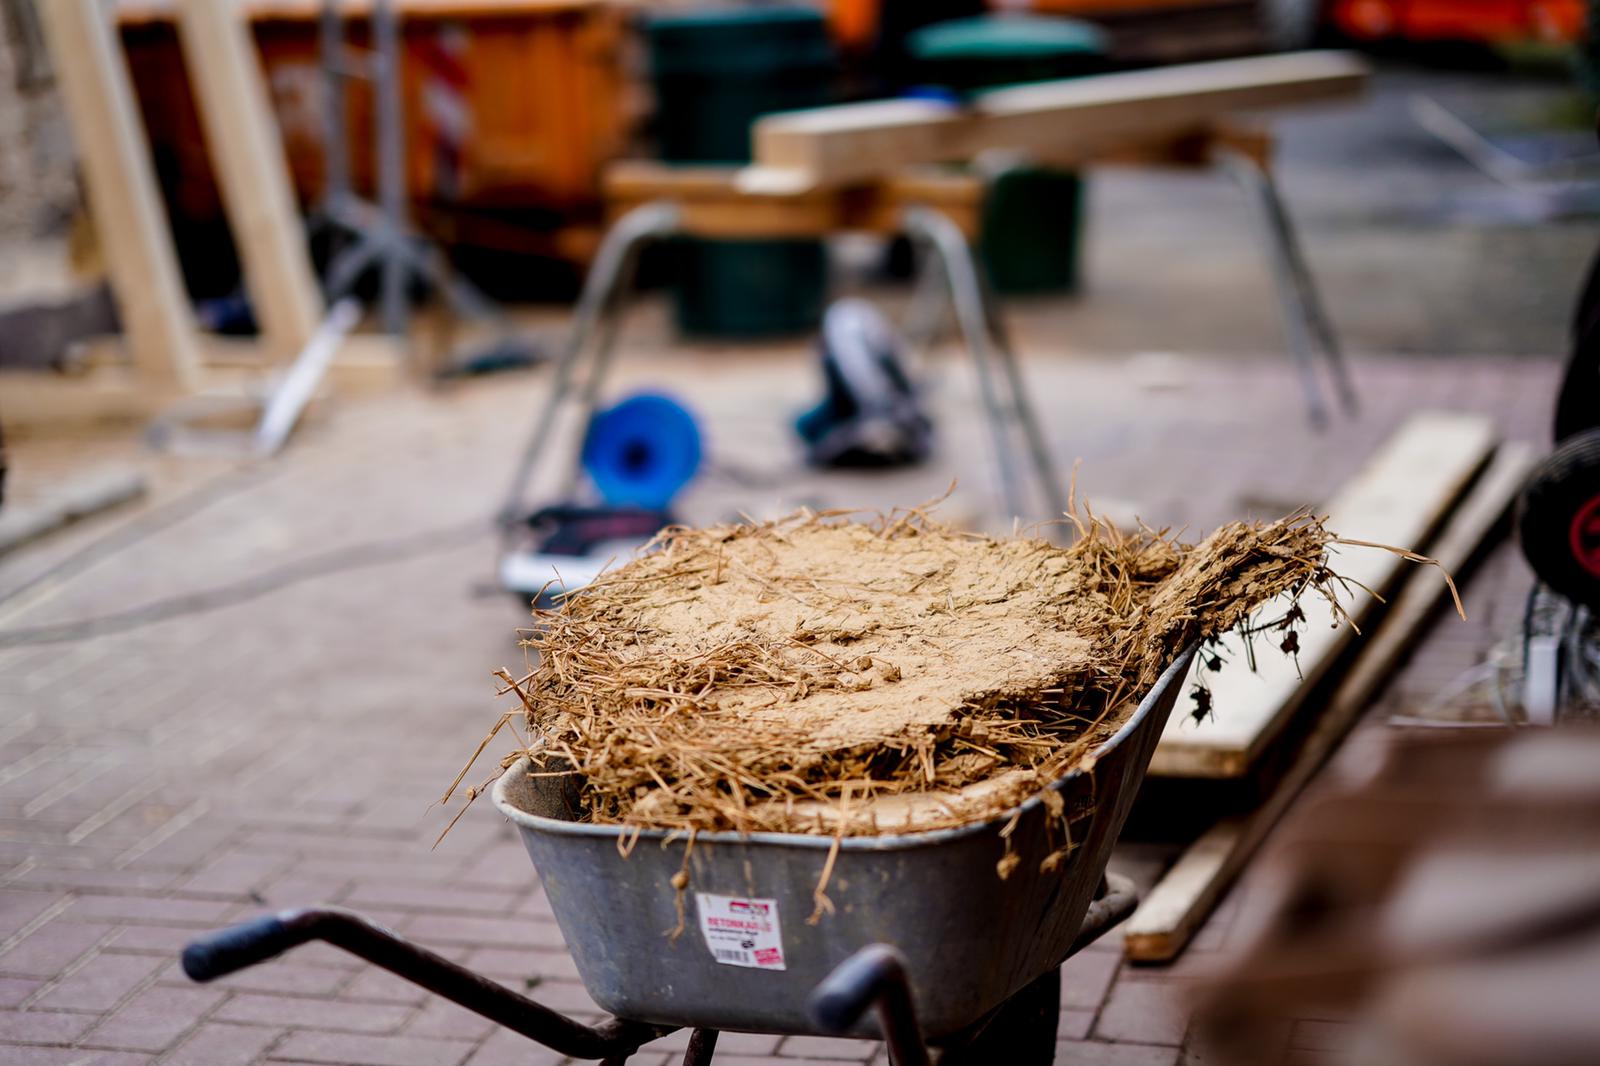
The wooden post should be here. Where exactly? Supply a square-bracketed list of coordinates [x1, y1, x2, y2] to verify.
[175, 0, 323, 365]
[37, 0, 201, 389]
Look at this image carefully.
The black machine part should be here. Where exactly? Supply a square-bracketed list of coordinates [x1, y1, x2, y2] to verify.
[519, 504, 674, 557]
[1555, 231, 1600, 442]
[796, 298, 933, 469]
[1518, 428, 1600, 609]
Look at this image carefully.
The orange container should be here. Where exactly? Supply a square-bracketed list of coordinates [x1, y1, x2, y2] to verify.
[116, 0, 630, 256]
[1330, 0, 1585, 42]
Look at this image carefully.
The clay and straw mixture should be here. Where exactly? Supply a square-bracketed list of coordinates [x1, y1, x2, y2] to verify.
[450, 503, 1423, 846]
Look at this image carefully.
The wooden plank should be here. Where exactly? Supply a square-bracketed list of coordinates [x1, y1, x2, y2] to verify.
[0, 368, 182, 430]
[0, 468, 147, 555]
[603, 162, 985, 239]
[1150, 411, 1498, 779]
[37, 0, 201, 388]
[1124, 442, 1538, 962]
[754, 50, 1367, 186]
[176, 0, 322, 365]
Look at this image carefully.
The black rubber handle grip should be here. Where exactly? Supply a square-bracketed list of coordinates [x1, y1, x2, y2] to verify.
[182, 913, 302, 982]
[807, 944, 903, 1033]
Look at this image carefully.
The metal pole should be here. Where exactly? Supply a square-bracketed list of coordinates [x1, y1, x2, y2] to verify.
[318, 0, 351, 216]
[1218, 148, 1332, 428]
[904, 206, 1027, 522]
[497, 203, 679, 526]
[373, 0, 407, 337]
[975, 266, 1069, 522]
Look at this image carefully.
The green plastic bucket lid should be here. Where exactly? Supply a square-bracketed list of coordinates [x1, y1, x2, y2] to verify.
[907, 14, 1108, 61]
[648, 7, 833, 76]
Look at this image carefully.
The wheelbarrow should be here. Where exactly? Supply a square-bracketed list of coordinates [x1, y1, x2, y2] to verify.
[181, 648, 1194, 1063]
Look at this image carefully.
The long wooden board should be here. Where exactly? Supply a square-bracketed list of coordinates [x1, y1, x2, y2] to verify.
[1124, 442, 1538, 962]
[753, 51, 1368, 186]
[0, 468, 147, 555]
[38, 0, 201, 388]
[604, 163, 987, 239]
[176, 0, 322, 365]
[1149, 411, 1498, 779]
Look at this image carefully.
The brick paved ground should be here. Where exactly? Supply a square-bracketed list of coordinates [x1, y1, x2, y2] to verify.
[0, 342, 1558, 1065]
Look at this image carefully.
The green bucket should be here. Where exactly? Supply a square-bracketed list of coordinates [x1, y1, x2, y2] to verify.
[648, 8, 836, 337]
[906, 15, 1108, 295]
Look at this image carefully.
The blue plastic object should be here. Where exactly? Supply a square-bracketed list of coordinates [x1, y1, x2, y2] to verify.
[580, 393, 702, 510]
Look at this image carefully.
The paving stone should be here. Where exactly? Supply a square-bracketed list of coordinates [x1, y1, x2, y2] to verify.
[1061, 947, 1122, 1010]
[0, 1007, 97, 1044]
[776, 1034, 879, 1060]
[1052, 1040, 1182, 1066]
[32, 953, 164, 1012]
[0, 921, 117, 977]
[404, 913, 568, 951]
[268, 1030, 476, 1066]
[338, 969, 434, 1007]
[401, 997, 497, 1041]
[202, 961, 352, 997]
[68, 896, 235, 926]
[214, 992, 412, 1034]
[163, 1021, 285, 1066]
[79, 983, 225, 1051]
[644, 1028, 784, 1055]
[714, 1058, 860, 1066]
[1060, 1008, 1095, 1040]
[0, 892, 66, 943]
[0, 975, 44, 1008]
[1094, 977, 1193, 1046]
[458, 1026, 566, 1066]
[340, 882, 521, 916]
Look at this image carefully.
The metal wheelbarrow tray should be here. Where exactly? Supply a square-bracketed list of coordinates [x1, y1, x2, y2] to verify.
[493, 646, 1197, 1040]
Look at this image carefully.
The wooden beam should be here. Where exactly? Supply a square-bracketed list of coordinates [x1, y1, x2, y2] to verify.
[1150, 411, 1498, 779]
[753, 51, 1368, 186]
[603, 162, 985, 239]
[0, 468, 147, 555]
[0, 368, 184, 430]
[37, 0, 201, 388]
[1124, 442, 1538, 962]
[175, 0, 322, 365]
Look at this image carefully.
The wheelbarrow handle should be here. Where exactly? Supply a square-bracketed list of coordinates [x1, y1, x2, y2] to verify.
[181, 908, 669, 1059]
[182, 912, 307, 982]
[808, 944, 930, 1066]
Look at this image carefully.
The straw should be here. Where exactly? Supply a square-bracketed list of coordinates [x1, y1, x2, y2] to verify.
[452, 503, 1355, 842]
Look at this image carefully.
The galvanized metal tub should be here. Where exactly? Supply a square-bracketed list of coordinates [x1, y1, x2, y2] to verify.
[492, 647, 1194, 1039]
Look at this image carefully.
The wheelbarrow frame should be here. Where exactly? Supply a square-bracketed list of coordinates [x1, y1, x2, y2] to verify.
[181, 875, 1138, 1065]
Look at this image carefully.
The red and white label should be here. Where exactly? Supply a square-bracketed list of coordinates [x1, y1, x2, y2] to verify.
[695, 893, 786, 970]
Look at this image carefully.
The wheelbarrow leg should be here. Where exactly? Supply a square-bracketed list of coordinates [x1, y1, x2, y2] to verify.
[683, 1028, 720, 1065]
[1217, 148, 1355, 428]
[937, 968, 1059, 1066]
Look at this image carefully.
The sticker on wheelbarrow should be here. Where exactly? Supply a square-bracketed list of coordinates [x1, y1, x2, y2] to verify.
[695, 893, 786, 970]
